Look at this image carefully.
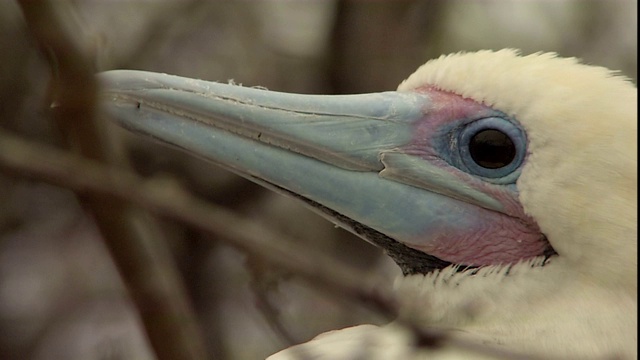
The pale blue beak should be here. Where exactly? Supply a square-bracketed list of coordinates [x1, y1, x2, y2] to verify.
[98, 70, 548, 274]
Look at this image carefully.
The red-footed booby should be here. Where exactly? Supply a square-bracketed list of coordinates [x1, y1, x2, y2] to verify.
[98, 50, 637, 359]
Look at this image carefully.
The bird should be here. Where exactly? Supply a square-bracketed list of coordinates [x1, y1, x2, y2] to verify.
[98, 49, 637, 359]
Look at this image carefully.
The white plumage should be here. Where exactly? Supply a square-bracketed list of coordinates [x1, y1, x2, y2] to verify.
[269, 50, 637, 360]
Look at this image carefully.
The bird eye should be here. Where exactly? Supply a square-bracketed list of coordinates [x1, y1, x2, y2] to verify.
[469, 129, 516, 169]
[457, 117, 525, 180]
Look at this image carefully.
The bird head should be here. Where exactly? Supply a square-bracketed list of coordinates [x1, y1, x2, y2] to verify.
[99, 50, 637, 288]
[399, 50, 637, 288]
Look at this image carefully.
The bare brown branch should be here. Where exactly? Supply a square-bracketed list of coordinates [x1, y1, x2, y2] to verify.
[15, 1, 207, 359]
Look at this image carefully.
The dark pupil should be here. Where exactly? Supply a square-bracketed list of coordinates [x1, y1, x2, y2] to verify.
[469, 129, 516, 169]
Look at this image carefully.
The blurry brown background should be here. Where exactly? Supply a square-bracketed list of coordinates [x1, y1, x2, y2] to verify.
[0, 1, 636, 359]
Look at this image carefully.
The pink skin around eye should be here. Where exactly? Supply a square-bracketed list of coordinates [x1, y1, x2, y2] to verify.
[397, 87, 549, 266]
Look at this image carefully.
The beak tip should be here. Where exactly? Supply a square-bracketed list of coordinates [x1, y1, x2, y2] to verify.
[98, 70, 162, 93]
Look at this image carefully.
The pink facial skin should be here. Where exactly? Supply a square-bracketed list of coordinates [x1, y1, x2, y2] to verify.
[396, 87, 550, 266]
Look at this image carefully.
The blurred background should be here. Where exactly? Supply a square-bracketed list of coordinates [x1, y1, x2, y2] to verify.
[0, 1, 636, 359]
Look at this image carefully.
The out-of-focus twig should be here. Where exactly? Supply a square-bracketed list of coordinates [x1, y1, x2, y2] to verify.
[0, 129, 565, 360]
[15, 1, 208, 360]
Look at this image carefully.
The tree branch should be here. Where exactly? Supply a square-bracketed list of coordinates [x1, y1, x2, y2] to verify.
[15, 1, 208, 359]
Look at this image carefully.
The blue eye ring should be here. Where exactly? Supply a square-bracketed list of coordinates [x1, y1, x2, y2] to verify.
[458, 117, 526, 180]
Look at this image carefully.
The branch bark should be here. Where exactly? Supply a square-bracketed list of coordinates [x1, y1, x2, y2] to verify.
[15, 2, 208, 359]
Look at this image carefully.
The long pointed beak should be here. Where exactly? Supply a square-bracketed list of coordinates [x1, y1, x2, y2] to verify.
[98, 70, 546, 273]
[98, 69, 430, 226]
[100, 71, 426, 171]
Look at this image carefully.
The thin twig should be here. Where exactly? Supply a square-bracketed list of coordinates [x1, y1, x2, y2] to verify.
[15, 2, 208, 359]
